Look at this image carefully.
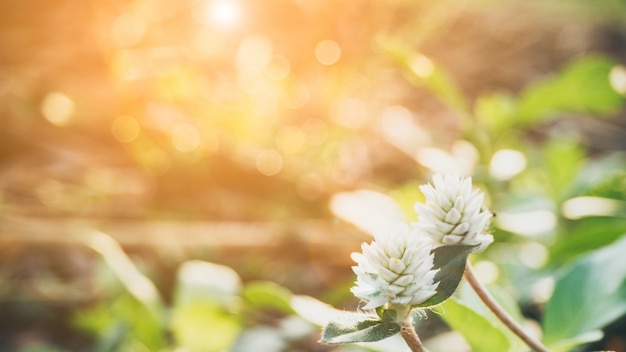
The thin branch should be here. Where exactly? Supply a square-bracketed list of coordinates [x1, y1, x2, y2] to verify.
[400, 318, 426, 352]
[465, 260, 550, 352]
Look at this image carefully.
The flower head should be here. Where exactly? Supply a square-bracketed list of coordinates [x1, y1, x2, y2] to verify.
[351, 223, 439, 310]
[414, 174, 493, 251]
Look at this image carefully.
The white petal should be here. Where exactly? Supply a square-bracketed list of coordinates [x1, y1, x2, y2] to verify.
[445, 208, 462, 224]
[388, 258, 406, 273]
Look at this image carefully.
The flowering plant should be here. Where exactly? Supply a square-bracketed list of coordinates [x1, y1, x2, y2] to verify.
[321, 175, 548, 352]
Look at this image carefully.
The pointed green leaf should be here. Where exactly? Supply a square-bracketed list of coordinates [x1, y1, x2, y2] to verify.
[321, 313, 401, 344]
[543, 235, 626, 351]
[438, 298, 511, 352]
[414, 244, 477, 307]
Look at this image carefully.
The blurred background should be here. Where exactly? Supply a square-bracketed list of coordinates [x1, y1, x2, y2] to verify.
[1, 0, 626, 351]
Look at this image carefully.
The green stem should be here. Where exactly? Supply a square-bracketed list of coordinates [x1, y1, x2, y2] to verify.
[465, 260, 550, 352]
[400, 317, 426, 352]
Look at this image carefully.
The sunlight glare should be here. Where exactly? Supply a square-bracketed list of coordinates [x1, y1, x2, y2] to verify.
[198, 0, 241, 28]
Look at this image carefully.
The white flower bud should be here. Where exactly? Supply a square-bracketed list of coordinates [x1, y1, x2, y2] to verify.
[351, 223, 439, 310]
[414, 174, 493, 251]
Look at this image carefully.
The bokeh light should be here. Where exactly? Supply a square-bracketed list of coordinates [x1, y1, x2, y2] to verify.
[489, 149, 527, 180]
[256, 149, 283, 176]
[610, 65, 626, 95]
[111, 115, 141, 143]
[315, 40, 341, 66]
[41, 92, 74, 126]
[171, 123, 201, 152]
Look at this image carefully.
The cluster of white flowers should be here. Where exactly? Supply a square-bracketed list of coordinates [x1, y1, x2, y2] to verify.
[414, 174, 493, 251]
[351, 174, 493, 310]
[351, 223, 439, 310]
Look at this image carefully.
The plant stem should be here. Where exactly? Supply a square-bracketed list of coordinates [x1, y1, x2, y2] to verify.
[400, 318, 426, 352]
[465, 260, 550, 352]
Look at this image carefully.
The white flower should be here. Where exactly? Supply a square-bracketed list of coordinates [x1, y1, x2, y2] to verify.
[351, 224, 439, 310]
[414, 174, 493, 251]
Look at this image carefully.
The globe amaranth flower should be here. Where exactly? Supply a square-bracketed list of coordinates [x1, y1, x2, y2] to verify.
[351, 223, 439, 310]
[414, 174, 493, 251]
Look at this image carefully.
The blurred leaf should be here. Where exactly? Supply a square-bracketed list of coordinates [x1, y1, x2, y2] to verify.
[231, 327, 287, 352]
[172, 260, 243, 352]
[414, 245, 477, 308]
[171, 302, 241, 352]
[174, 260, 242, 307]
[452, 281, 529, 351]
[290, 294, 344, 327]
[73, 293, 166, 352]
[543, 235, 626, 351]
[322, 313, 401, 344]
[242, 280, 294, 314]
[475, 93, 518, 135]
[518, 55, 624, 123]
[571, 152, 626, 198]
[550, 217, 626, 265]
[330, 189, 406, 237]
[437, 298, 511, 352]
[541, 137, 586, 200]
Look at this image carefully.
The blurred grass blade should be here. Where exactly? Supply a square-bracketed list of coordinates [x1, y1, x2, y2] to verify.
[376, 37, 472, 129]
[84, 230, 164, 324]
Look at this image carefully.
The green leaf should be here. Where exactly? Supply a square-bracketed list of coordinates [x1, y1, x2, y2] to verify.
[172, 260, 243, 352]
[518, 55, 624, 124]
[550, 217, 626, 265]
[242, 280, 294, 314]
[321, 313, 401, 344]
[414, 244, 477, 307]
[171, 302, 241, 352]
[475, 93, 518, 134]
[541, 137, 586, 200]
[543, 235, 626, 351]
[438, 298, 511, 352]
